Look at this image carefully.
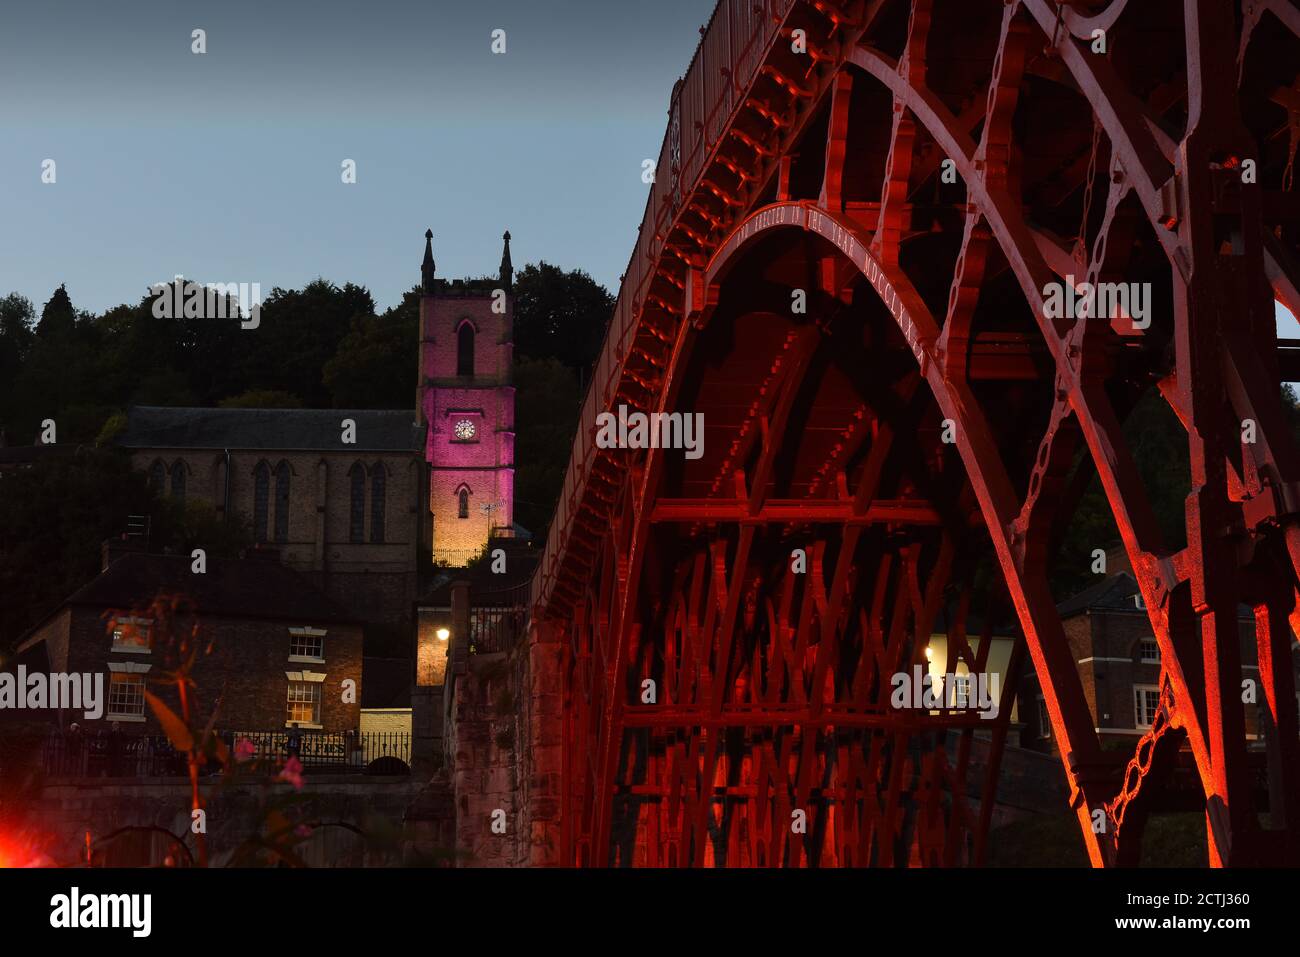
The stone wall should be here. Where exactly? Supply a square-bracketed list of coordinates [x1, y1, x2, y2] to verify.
[6, 774, 454, 867]
[437, 600, 562, 867]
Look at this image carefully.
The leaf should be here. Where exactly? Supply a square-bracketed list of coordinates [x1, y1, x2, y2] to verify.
[144, 691, 194, 752]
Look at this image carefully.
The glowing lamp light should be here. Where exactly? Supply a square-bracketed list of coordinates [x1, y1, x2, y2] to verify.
[924, 646, 933, 661]
[436, 628, 450, 642]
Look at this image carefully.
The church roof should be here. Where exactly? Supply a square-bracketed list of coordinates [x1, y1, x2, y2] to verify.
[118, 406, 424, 453]
[57, 551, 358, 625]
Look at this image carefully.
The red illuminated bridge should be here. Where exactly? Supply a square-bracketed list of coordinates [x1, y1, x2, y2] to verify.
[518, 0, 1300, 867]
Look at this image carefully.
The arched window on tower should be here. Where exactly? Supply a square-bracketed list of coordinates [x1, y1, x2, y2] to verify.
[169, 462, 186, 503]
[370, 462, 386, 543]
[253, 462, 270, 543]
[274, 462, 291, 543]
[457, 322, 475, 378]
[348, 463, 365, 543]
[458, 487, 470, 519]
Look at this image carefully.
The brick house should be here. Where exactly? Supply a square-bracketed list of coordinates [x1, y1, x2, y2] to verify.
[1020, 571, 1300, 754]
[15, 544, 363, 735]
[116, 406, 425, 638]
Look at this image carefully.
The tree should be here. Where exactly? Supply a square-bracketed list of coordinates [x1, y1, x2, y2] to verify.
[235, 279, 376, 407]
[35, 284, 76, 339]
[0, 294, 36, 440]
[323, 286, 420, 409]
[219, 390, 303, 409]
[0, 449, 154, 651]
[513, 357, 582, 539]
[513, 263, 614, 374]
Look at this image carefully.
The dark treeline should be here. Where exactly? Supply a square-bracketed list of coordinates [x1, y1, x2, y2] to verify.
[0, 262, 612, 446]
[0, 263, 613, 652]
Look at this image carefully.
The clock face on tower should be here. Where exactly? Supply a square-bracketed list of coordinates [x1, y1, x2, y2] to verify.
[454, 419, 477, 441]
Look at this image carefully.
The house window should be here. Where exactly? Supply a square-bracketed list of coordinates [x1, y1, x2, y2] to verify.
[458, 488, 470, 519]
[1135, 685, 1161, 729]
[110, 619, 152, 654]
[1138, 639, 1160, 664]
[348, 463, 365, 543]
[274, 462, 291, 543]
[457, 322, 475, 377]
[289, 629, 325, 661]
[370, 463, 386, 544]
[169, 462, 186, 502]
[1036, 695, 1051, 739]
[286, 681, 322, 726]
[951, 674, 971, 709]
[107, 673, 146, 719]
[253, 462, 270, 543]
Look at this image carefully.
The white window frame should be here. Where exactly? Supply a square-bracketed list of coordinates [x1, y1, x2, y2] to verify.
[1137, 639, 1160, 664]
[1036, 695, 1051, 739]
[107, 672, 147, 722]
[285, 670, 326, 729]
[1134, 684, 1161, 729]
[288, 626, 327, 664]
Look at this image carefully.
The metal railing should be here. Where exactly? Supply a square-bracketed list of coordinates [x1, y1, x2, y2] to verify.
[468, 580, 531, 655]
[24, 729, 411, 779]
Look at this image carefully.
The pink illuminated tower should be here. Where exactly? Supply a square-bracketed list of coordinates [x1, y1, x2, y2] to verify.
[416, 229, 516, 566]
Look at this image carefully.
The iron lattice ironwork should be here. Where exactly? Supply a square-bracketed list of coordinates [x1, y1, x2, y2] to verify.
[531, 0, 1300, 867]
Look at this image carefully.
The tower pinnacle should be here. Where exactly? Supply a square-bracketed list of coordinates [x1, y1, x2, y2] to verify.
[421, 229, 436, 293]
[499, 230, 513, 291]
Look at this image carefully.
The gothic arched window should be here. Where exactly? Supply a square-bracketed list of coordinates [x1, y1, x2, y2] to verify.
[274, 462, 291, 543]
[457, 322, 475, 378]
[370, 462, 386, 544]
[169, 462, 186, 503]
[458, 487, 470, 519]
[253, 462, 270, 543]
[348, 463, 365, 543]
[148, 461, 165, 494]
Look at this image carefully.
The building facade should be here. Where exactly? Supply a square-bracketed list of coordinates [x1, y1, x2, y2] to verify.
[118, 407, 424, 634]
[15, 547, 363, 735]
[1021, 572, 1300, 753]
[417, 230, 516, 566]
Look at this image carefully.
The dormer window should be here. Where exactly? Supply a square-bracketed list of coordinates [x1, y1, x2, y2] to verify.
[110, 617, 153, 655]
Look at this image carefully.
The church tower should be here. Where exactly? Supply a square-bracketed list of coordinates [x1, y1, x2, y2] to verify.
[417, 229, 516, 566]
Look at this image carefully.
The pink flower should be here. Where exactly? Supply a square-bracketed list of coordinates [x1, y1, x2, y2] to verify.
[235, 738, 256, 763]
[278, 756, 304, 790]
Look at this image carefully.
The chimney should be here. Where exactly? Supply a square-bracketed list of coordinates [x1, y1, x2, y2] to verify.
[102, 534, 145, 571]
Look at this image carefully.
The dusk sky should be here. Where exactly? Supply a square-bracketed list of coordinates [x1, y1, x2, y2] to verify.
[4, 0, 1297, 339]
[0, 0, 711, 315]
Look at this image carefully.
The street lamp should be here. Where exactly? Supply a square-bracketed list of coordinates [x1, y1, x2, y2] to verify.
[436, 628, 450, 642]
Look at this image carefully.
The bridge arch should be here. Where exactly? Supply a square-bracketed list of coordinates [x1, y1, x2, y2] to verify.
[534, 0, 1300, 868]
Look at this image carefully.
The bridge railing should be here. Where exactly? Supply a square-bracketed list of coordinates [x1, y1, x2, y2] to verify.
[534, 0, 796, 610]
